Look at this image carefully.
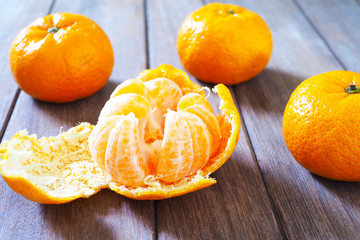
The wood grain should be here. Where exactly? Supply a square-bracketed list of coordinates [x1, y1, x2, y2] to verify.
[2, 0, 360, 239]
[295, 0, 360, 72]
[0, 0, 53, 140]
[0, 0, 154, 239]
[146, 0, 282, 239]
[207, 0, 360, 239]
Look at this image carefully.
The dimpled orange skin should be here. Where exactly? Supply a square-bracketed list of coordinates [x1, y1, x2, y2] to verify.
[283, 71, 360, 181]
[177, 3, 272, 85]
[9, 13, 114, 103]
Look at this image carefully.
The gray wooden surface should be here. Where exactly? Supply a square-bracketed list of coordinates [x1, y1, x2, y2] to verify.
[1, 0, 360, 239]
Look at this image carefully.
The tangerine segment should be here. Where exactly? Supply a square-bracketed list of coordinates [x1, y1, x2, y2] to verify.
[144, 78, 183, 110]
[181, 112, 211, 175]
[136, 64, 204, 96]
[177, 94, 221, 156]
[98, 93, 150, 126]
[157, 110, 194, 182]
[143, 78, 183, 142]
[88, 115, 122, 170]
[110, 79, 148, 99]
[177, 93, 214, 113]
[180, 105, 221, 156]
[105, 113, 149, 186]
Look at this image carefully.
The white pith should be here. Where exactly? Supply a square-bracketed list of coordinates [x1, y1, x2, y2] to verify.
[0, 123, 110, 199]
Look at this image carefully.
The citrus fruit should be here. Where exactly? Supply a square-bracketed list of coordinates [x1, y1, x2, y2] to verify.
[0, 64, 240, 203]
[283, 70, 360, 181]
[91, 64, 241, 199]
[9, 12, 114, 103]
[177, 3, 272, 85]
[0, 123, 109, 204]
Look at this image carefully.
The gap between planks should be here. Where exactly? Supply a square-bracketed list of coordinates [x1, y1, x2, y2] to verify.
[0, 0, 57, 143]
[144, 0, 159, 239]
[146, 0, 286, 238]
[0, 89, 20, 142]
[202, 0, 289, 237]
[2, 0, 341, 238]
[292, 0, 347, 70]
[225, 0, 357, 238]
[229, 87, 287, 240]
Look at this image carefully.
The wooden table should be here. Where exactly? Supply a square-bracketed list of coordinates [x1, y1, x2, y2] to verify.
[1, 0, 360, 239]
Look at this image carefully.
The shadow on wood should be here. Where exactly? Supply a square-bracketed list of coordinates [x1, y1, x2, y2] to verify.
[235, 68, 304, 116]
[312, 173, 360, 207]
[42, 189, 154, 240]
[29, 80, 120, 126]
[155, 127, 283, 239]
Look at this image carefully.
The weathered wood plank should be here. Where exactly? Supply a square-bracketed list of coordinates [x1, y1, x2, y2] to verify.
[295, 0, 360, 72]
[0, 2, 54, 240]
[0, 0, 154, 239]
[0, 0, 53, 140]
[146, 0, 282, 239]
[207, 0, 360, 239]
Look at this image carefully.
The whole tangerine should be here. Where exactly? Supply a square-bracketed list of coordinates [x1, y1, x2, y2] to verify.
[9, 13, 114, 103]
[177, 3, 272, 85]
[283, 70, 360, 181]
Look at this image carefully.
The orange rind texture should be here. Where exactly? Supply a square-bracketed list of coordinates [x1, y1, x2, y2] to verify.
[283, 70, 360, 181]
[0, 65, 240, 203]
[177, 3, 272, 85]
[9, 13, 114, 103]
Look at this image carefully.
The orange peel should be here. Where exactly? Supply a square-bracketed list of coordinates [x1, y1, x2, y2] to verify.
[0, 124, 109, 204]
[0, 64, 240, 203]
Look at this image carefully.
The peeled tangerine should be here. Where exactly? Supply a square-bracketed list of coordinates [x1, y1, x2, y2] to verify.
[0, 64, 240, 203]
